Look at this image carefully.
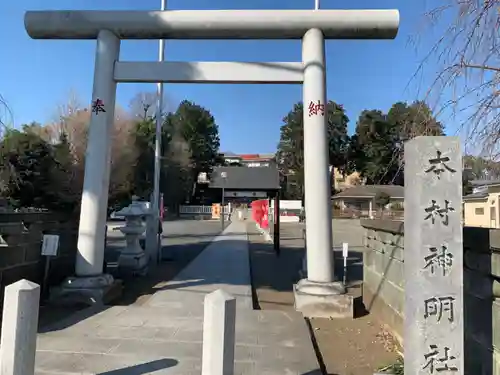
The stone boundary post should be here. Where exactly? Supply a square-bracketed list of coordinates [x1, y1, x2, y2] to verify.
[202, 289, 236, 375]
[0, 279, 41, 375]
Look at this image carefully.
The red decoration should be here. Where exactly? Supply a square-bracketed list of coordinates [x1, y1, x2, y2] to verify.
[251, 199, 270, 229]
[308, 100, 325, 117]
[261, 200, 269, 229]
[91, 98, 106, 115]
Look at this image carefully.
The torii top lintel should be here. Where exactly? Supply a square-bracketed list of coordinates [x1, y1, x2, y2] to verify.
[24, 9, 399, 40]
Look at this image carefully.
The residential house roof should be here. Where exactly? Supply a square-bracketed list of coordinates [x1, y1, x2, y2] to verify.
[463, 191, 489, 201]
[221, 152, 275, 162]
[209, 166, 281, 191]
[470, 179, 500, 187]
[332, 185, 404, 199]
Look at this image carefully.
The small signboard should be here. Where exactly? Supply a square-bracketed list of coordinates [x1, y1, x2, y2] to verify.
[342, 242, 349, 285]
[342, 242, 349, 258]
[212, 203, 221, 219]
[41, 234, 59, 256]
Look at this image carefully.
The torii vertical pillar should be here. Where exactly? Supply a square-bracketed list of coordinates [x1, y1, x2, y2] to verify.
[293, 28, 353, 318]
[56, 30, 121, 304]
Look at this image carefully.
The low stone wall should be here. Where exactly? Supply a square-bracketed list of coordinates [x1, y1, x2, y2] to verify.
[361, 219, 500, 373]
[0, 212, 78, 309]
[360, 219, 404, 344]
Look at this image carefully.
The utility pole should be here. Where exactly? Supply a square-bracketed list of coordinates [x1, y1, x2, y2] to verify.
[146, 0, 166, 265]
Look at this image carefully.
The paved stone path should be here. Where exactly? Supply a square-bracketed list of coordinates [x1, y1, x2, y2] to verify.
[35, 221, 320, 375]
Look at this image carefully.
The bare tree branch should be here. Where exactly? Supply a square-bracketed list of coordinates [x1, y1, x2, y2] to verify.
[0, 94, 13, 139]
[461, 62, 500, 73]
[128, 91, 177, 120]
[0, 94, 15, 196]
[416, 0, 500, 158]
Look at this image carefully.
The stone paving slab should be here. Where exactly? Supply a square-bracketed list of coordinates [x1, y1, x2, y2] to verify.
[146, 221, 253, 309]
[35, 221, 320, 375]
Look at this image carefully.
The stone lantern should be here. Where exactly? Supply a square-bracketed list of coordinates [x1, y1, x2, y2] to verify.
[116, 197, 149, 276]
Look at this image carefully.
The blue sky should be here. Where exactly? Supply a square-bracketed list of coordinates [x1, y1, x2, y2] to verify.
[1, 0, 441, 153]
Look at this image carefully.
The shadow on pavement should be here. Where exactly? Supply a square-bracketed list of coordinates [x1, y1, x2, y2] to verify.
[38, 221, 228, 334]
[249, 241, 365, 292]
[97, 358, 178, 375]
[250, 241, 303, 293]
[114, 240, 215, 305]
[38, 304, 112, 334]
[98, 362, 321, 375]
[248, 223, 368, 319]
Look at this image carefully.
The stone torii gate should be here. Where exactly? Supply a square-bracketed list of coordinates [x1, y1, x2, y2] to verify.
[24, 9, 399, 315]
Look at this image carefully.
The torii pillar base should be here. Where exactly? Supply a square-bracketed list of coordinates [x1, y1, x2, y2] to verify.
[293, 279, 354, 319]
[50, 274, 123, 307]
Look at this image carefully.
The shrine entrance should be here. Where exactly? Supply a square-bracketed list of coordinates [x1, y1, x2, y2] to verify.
[24, 8, 399, 315]
[210, 165, 281, 252]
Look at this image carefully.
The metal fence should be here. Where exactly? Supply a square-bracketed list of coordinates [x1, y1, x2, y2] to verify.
[332, 208, 404, 220]
[179, 205, 230, 215]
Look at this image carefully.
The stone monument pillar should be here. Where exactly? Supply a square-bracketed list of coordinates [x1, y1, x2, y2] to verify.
[404, 136, 463, 375]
